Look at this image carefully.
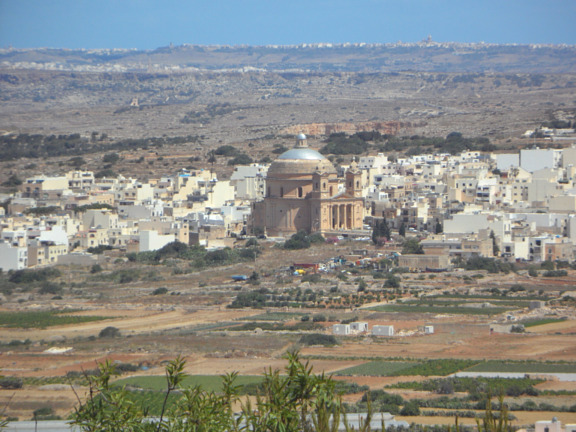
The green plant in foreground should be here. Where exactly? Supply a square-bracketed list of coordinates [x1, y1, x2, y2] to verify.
[71, 352, 346, 432]
[476, 394, 512, 432]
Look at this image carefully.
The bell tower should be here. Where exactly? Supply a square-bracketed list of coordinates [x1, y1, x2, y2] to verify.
[345, 159, 362, 198]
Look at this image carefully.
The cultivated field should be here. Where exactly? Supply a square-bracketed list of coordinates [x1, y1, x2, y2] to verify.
[0, 241, 574, 425]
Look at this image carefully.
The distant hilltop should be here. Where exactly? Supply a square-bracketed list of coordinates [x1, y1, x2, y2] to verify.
[1, 42, 575, 73]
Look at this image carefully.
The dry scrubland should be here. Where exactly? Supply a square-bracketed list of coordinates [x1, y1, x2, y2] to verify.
[0, 241, 574, 424]
[1, 69, 576, 184]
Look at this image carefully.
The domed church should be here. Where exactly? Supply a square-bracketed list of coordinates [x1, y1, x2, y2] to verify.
[251, 134, 365, 237]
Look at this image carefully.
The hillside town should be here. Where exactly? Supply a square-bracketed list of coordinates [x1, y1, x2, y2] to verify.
[2, 133, 576, 272]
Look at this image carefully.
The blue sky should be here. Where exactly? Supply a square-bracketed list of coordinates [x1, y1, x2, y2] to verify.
[1, 0, 575, 49]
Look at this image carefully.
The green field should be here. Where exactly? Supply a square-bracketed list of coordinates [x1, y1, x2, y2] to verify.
[0, 310, 108, 329]
[367, 304, 511, 315]
[466, 361, 576, 373]
[523, 318, 567, 328]
[335, 359, 479, 377]
[335, 361, 416, 376]
[115, 375, 263, 392]
[239, 312, 306, 321]
[402, 299, 532, 308]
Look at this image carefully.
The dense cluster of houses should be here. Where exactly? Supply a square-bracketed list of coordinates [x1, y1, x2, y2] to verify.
[2, 141, 576, 271]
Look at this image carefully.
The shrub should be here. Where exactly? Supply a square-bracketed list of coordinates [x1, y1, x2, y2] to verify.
[214, 145, 238, 156]
[543, 270, 568, 277]
[301, 273, 321, 283]
[152, 287, 168, 295]
[400, 400, 421, 416]
[228, 154, 253, 166]
[90, 264, 103, 274]
[9, 268, 61, 284]
[0, 377, 23, 389]
[114, 362, 139, 373]
[284, 230, 311, 250]
[309, 233, 325, 244]
[39, 282, 62, 295]
[383, 275, 401, 288]
[102, 153, 120, 164]
[87, 245, 114, 255]
[99, 326, 120, 338]
[298, 334, 338, 346]
[245, 238, 259, 247]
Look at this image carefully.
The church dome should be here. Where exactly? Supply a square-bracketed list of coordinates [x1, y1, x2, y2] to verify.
[278, 148, 325, 161]
[268, 137, 336, 176]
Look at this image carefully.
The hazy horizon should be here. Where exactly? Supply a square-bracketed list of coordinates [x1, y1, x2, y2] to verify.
[1, 0, 575, 50]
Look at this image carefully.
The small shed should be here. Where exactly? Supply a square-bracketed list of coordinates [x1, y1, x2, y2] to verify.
[333, 324, 351, 335]
[372, 325, 394, 336]
[350, 322, 369, 333]
[424, 325, 434, 334]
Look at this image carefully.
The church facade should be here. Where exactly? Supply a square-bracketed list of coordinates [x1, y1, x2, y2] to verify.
[251, 134, 365, 237]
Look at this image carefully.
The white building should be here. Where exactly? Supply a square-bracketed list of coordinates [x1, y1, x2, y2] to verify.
[495, 153, 520, 171]
[444, 214, 490, 234]
[350, 322, 368, 333]
[139, 230, 176, 252]
[372, 325, 394, 336]
[230, 164, 268, 200]
[520, 148, 562, 173]
[332, 324, 351, 335]
[358, 153, 388, 170]
[0, 240, 28, 271]
[535, 418, 563, 432]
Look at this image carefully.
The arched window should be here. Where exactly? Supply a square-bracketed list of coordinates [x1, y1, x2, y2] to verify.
[329, 186, 333, 196]
[356, 180, 360, 188]
[298, 187, 303, 198]
[280, 187, 284, 197]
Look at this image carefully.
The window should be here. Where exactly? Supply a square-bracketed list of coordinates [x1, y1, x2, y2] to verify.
[280, 187, 284, 197]
[298, 187, 303, 198]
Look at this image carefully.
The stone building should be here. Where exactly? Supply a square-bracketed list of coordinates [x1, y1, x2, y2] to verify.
[251, 134, 364, 237]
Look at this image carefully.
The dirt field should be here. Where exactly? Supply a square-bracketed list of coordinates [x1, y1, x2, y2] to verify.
[0, 242, 574, 423]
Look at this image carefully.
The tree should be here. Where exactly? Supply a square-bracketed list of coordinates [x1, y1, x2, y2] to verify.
[371, 219, 391, 245]
[228, 153, 253, 166]
[490, 230, 500, 256]
[400, 400, 421, 416]
[207, 150, 217, 165]
[284, 230, 311, 250]
[399, 222, 406, 237]
[435, 219, 443, 234]
[102, 153, 120, 164]
[402, 237, 424, 254]
[98, 326, 120, 338]
[384, 274, 401, 288]
[2, 174, 22, 187]
[214, 145, 238, 156]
